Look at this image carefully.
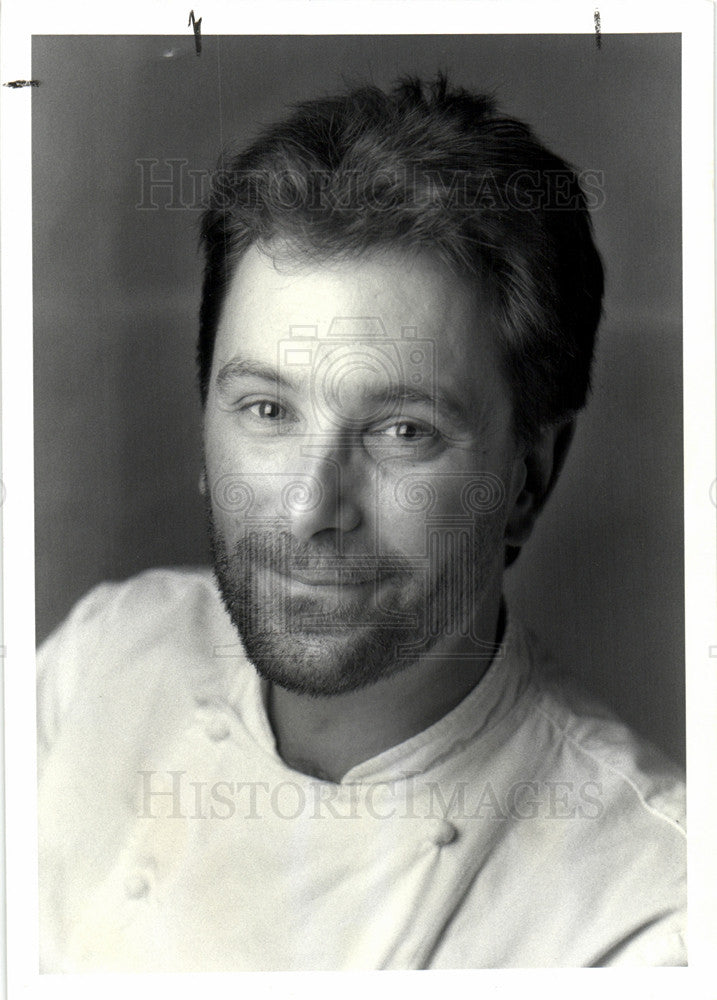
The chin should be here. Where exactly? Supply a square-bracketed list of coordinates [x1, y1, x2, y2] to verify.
[234, 617, 422, 698]
[207, 511, 501, 697]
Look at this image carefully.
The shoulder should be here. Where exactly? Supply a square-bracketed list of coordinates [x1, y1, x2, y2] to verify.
[436, 619, 687, 967]
[525, 652, 685, 834]
[47, 566, 219, 628]
[38, 567, 224, 661]
[516, 626, 686, 964]
[37, 567, 236, 761]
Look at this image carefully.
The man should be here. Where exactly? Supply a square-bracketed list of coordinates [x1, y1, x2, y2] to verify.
[37, 76, 686, 970]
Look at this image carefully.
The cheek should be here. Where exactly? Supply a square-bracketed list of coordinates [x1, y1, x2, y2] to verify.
[373, 482, 466, 557]
[373, 510, 428, 559]
[204, 409, 251, 471]
[207, 466, 323, 545]
[373, 473, 510, 563]
[204, 417, 287, 506]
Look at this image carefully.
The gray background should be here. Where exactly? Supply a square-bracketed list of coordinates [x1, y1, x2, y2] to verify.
[33, 34, 684, 764]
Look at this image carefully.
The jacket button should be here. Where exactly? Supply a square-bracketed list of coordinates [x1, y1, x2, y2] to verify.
[124, 872, 151, 899]
[427, 819, 457, 847]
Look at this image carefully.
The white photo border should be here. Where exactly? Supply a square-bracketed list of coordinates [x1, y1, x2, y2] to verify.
[1, 1, 714, 997]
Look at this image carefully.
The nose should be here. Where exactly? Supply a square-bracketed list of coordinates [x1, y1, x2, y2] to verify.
[285, 440, 363, 545]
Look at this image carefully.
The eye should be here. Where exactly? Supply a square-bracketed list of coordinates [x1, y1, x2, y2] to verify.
[389, 422, 430, 439]
[246, 400, 285, 420]
[380, 420, 436, 441]
[235, 398, 298, 434]
[363, 418, 442, 460]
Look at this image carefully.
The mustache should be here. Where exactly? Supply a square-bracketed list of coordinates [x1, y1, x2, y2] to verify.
[229, 531, 415, 582]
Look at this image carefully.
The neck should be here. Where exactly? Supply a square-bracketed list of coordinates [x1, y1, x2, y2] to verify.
[268, 587, 506, 784]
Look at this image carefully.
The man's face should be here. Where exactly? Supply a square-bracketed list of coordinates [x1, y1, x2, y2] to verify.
[203, 244, 525, 696]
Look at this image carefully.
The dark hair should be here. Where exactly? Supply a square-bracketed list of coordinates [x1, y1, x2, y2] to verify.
[198, 75, 604, 443]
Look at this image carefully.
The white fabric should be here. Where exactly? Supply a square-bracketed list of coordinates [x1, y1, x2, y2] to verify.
[37, 568, 686, 971]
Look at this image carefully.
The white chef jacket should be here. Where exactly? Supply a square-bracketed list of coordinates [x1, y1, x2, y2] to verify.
[37, 568, 686, 971]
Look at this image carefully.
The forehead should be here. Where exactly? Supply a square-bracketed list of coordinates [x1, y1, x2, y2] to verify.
[214, 244, 503, 380]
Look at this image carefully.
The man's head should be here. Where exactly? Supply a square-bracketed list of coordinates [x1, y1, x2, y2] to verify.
[198, 75, 603, 443]
[198, 76, 604, 696]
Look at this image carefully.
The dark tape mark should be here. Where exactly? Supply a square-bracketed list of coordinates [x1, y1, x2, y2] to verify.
[594, 9, 601, 48]
[3, 80, 40, 88]
[188, 10, 202, 55]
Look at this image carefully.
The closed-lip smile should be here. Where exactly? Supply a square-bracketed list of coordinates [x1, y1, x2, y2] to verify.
[268, 566, 392, 587]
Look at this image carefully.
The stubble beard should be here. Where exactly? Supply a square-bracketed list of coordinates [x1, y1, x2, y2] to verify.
[206, 506, 503, 698]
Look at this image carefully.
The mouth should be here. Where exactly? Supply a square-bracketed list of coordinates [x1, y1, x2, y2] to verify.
[256, 555, 411, 590]
[249, 565, 415, 631]
[272, 567, 389, 588]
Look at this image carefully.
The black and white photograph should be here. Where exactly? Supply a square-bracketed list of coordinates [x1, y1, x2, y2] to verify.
[1, 0, 715, 992]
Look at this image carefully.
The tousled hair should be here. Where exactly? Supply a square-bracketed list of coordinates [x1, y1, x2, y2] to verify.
[198, 75, 604, 443]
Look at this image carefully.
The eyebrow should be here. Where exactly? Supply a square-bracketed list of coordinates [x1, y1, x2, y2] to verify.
[215, 358, 302, 395]
[215, 355, 469, 428]
[362, 384, 470, 428]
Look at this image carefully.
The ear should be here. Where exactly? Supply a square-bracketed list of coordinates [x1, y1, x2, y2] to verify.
[504, 419, 576, 552]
